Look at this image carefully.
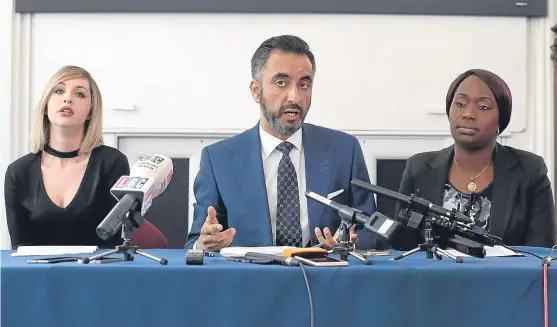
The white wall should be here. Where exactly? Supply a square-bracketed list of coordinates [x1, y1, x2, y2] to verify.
[30, 14, 529, 133]
[2, 9, 555, 249]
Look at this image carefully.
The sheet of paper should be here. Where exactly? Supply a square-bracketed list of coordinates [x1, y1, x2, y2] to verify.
[11, 246, 99, 257]
[220, 246, 294, 259]
[445, 245, 524, 258]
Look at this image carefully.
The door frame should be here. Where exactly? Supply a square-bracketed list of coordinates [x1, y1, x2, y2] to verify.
[552, 23, 557, 200]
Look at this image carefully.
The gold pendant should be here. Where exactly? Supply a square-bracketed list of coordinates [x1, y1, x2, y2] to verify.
[468, 181, 477, 192]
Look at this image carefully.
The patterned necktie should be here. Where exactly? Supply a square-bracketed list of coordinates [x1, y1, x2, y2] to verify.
[275, 141, 303, 247]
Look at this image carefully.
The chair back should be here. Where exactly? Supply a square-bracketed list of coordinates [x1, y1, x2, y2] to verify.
[131, 220, 168, 249]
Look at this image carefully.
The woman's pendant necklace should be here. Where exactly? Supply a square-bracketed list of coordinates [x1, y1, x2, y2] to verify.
[467, 179, 478, 192]
[453, 158, 492, 192]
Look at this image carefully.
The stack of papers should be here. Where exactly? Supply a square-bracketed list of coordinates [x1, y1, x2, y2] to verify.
[11, 246, 99, 257]
[445, 245, 524, 258]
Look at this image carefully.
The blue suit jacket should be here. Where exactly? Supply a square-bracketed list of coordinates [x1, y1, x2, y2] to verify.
[185, 123, 378, 249]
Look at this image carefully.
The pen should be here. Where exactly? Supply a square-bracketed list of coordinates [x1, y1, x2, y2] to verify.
[26, 257, 80, 264]
[27, 259, 50, 264]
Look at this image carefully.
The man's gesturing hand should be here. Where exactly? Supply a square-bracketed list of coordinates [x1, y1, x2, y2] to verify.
[197, 206, 236, 251]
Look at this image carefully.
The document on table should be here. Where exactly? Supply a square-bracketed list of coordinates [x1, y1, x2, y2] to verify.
[11, 246, 99, 257]
[445, 245, 525, 258]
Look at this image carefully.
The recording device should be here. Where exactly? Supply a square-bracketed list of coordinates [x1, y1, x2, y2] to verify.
[96, 154, 173, 240]
[304, 190, 408, 245]
[351, 179, 502, 261]
[186, 250, 204, 265]
[83, 154, 173, 265]
[244, 252, 302, 266]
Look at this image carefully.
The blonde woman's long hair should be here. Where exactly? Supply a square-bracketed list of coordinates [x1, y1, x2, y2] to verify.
[29, 65, 104, 154]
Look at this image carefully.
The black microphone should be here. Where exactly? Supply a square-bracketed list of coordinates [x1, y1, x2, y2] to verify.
[96, 194, 139, 240]
[351, 179, 473, 224]
[304, 190, 408, 245]
[350, 179, 501, 254]
[244, 252, 301, 266]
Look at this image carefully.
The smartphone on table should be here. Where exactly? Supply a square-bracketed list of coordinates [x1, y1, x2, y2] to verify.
[294, 255, 348, 267]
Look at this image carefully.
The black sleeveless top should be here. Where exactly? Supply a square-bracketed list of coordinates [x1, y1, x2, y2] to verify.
[4, 145, 130, 249]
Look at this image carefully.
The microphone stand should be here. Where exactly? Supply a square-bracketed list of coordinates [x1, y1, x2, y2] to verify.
[331, 222, 372, 265]
[82, 208, 168, 265]
[391, 212, 463, 263]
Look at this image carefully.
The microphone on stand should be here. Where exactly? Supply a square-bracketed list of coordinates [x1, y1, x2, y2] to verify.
[83, 154, 174, 266]
[304, 190, 408, 245]
[351, 179, 473, 224]
[96, 154, 173, 240]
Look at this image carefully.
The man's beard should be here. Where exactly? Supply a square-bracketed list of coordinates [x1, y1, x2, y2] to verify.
[260, 96, 310, 137]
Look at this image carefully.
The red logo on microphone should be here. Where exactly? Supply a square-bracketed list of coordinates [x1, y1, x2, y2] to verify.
[114, 176, 130, 188]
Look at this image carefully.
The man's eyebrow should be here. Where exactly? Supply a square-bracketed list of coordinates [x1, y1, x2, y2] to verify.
[272, 73, 290, 80]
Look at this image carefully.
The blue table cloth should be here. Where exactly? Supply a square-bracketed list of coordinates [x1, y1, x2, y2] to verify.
[2, 247, 556, 327]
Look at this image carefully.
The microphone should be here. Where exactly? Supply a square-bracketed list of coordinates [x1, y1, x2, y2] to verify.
[351, 179, 473, 224]
[244, 252, 301, 266]
[350, 179, 501, 255]
[96, 154, 174, 240]
[304, 190, 408, 245]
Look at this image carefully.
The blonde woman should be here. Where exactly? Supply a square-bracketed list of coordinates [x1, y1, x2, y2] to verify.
[5, 65, 129, 249]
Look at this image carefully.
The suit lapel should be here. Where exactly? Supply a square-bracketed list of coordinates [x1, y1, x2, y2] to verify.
[232, 124, 273, 244]
[489, 144, 519, 238]
[423, 146, 453, 205]
[303, 124, 332, 233]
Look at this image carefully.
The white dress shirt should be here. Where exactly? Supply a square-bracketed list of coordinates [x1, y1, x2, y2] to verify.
[259, 124, 310, 246]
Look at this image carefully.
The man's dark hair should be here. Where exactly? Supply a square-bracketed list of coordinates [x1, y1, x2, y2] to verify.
[251, 35, 316, 81]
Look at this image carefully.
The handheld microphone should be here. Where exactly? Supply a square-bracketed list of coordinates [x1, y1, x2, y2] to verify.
[244, 252, 301, 266]
[96, 154, 173, 240]
[304, 190, 408, 245]
[351, 179, 473, 224]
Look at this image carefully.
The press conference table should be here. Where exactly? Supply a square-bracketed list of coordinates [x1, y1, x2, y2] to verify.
[2, 247, 556, 327]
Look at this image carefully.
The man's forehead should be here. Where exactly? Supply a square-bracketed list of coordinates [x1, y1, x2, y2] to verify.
[263, 52, 312, 78]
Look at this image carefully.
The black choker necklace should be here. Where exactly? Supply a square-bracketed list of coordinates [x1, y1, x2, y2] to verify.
[44, 144, 79, 158]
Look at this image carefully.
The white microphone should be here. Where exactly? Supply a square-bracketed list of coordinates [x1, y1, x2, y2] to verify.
[96, 154, 173, 240]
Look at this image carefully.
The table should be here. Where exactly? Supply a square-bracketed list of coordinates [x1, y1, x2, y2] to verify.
[2, 247, 556, 327]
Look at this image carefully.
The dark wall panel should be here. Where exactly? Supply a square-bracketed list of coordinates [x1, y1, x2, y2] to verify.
[15, 0, 547, 17]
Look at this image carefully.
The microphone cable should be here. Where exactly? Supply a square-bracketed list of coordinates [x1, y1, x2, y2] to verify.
[299, 263, 314, 327]
[542, 245, 556, 327]
[245, 252, 314, 327]
[491, 236, 555, 327]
